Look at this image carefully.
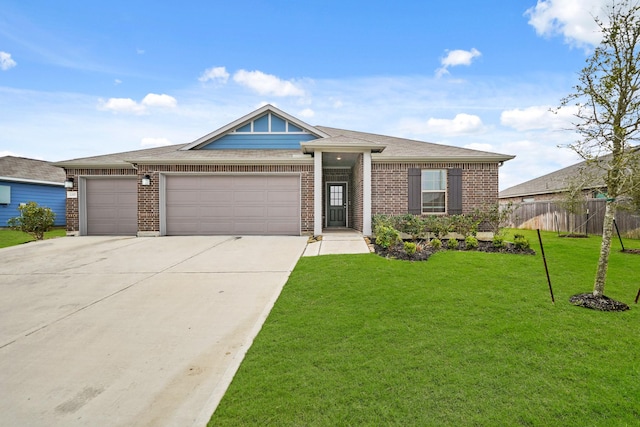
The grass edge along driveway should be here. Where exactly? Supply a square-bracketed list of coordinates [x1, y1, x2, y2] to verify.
[210, 229, 640, 426]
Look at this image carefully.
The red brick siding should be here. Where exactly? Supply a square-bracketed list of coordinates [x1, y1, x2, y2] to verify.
[352, 154, 364, 232]
[371, 162, 500, 216]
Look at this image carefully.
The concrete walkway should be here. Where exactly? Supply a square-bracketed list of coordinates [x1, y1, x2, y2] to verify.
[303, 230, 372, 256]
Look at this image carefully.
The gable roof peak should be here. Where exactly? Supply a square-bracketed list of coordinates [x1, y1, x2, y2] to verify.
[180, 104, 330, 151]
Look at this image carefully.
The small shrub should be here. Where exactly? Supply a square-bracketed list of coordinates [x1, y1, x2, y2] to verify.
[425, 216, 453, 239]
[492, 234, 506, 249]
[404, 241, 417, 256]
[430, 238, 442, 249]
[514, 234, 530, 250]
[451, 214, 480, 238]
[372, 214, 394, 233]
[375, 225, 401, 249]
[465, 235, 479, 250]
[7, 201, 55, 240]
[447, 238, 459, 250]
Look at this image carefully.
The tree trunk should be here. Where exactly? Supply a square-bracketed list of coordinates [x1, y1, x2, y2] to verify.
[593, 201, 615, 297]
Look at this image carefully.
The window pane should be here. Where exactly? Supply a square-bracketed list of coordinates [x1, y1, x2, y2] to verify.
[421, 170, 445, 191]
[253, 114, 269, 132]
[422, 192, 445, 213]
[236, 123, 251, 132]
[271, 115, 286, 132]
[330, 186, 343, 206]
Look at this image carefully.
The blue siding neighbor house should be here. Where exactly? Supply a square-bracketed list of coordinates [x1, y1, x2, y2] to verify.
[0, 156, 66, 227]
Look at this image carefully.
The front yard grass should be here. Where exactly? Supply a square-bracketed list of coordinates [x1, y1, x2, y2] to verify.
[210, 230, 640, 426]
[0, 227, 66, 248]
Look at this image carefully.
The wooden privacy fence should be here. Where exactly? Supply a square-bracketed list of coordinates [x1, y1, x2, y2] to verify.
[506, 199, 640, 235]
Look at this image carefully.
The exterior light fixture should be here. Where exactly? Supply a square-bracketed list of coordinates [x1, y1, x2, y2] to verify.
[64, 177, 74, 189]
[336, 156, 342, 161]
[141, 175, 151, 186]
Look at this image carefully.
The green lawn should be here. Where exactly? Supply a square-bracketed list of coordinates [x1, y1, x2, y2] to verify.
[0, 227, 66, 248]
[210, 230, 640, 426]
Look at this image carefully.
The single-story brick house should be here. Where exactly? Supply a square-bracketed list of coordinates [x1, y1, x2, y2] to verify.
[55, 104, 514, 237]
[0, 156, 66, 227]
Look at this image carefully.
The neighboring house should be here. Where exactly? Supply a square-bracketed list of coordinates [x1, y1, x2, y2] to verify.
[0, 156, 66, 227]
[499, 157, 607, 204]
[55, 104, 514, 237]
[499, 155, 640, 234]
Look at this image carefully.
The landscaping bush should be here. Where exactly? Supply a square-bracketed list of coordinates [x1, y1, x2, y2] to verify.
[375, 225, 401, 249]
[465, 235, 479, 250]
[429, 238, 442, 250]
[447, 238, 459, 250]
[403, 241, 417, 256]
[492, 234, 506, 249]
[513, 233, 530, 251]
[7, 201, 55, 241]
[451, 214, 480, 237]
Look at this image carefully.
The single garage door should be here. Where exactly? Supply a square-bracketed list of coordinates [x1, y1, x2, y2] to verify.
[165, 175, 300, 235]
[85, 178, 137, 235]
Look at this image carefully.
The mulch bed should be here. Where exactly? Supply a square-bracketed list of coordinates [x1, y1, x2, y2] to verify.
[622, 249, 640, 254]
[569, 293, 630, 312]
[373, 239, 536, 261]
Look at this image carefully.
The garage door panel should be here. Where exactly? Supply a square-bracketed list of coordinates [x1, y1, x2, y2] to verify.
[199, 191, 234, 203]
[165, 175, 299, 235]
[86, 178, 137, 236]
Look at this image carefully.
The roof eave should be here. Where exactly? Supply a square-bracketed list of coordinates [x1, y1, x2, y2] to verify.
[372, 154, 516, 163]
[0, 176, 64, 186]
[301, 143, 386, 154]
[54, 161, 136, 170]
[125, 157, 314, 165]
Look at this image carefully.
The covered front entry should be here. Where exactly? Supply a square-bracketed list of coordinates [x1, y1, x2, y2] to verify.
[163, 174, 300, 235]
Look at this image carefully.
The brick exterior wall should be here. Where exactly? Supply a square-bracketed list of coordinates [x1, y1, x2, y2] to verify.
[64, 161, 501, 235]
[371, 162, 500, 216]
[66, 164, 314, 235]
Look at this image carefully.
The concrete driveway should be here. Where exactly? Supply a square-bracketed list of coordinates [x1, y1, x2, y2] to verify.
[0, 235, 307, 427]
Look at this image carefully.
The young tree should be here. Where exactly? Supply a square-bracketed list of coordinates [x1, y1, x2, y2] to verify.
[7, 201, 56, 241]
[559, 0, 640, 297]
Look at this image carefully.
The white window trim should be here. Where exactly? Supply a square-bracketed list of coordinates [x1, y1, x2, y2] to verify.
[421, 169, 447, 214]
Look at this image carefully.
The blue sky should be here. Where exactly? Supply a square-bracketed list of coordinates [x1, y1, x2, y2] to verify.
[0, 0, 613, 190]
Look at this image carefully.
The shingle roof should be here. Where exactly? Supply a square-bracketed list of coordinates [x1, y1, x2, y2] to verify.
[499, 158, 607, 199]
[55, 119, 515, 167]
[0, 156, 66, 183]
[317, 126, 515, 162]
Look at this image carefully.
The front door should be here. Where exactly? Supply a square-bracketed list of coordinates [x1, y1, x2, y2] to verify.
[327, 183, 347, 227]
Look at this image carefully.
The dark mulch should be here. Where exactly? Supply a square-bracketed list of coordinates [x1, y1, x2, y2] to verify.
[559, 233, 589, 238]
[622, 249, 640, 254]
[373, 239, 535, 261]
[569, 293, 630, 312]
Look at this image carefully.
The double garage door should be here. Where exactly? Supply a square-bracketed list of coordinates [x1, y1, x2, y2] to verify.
[165, 175, 300, 235]
[84, 175, 300, 236]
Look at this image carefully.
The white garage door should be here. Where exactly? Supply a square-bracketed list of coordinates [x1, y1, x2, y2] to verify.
[165, 175, 300, 235]
[85, 178, 137, 235]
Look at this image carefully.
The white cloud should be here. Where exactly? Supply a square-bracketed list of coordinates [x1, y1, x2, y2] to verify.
[141, 93, 177, 108]
[525, 0, 606, 48]
[436, 48, 481, 77]
[501, 105, 577, 131]
[137, 48, 145, 55]
[0, 51, 17, 70]
[298, 108, 315, 118]
[98, 97, 146, 114]
[414, 113, 485, 136]
[141, 137, 172, 147]
[98, 93, 177, 114]
[199, 66, 230, 84]
[114, 79, 122, 85]
[233, 69, 305, 97]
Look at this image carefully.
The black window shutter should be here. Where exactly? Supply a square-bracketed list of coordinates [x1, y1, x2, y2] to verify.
[408, 168, 421, 214]
[448, 168, 463, 214]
